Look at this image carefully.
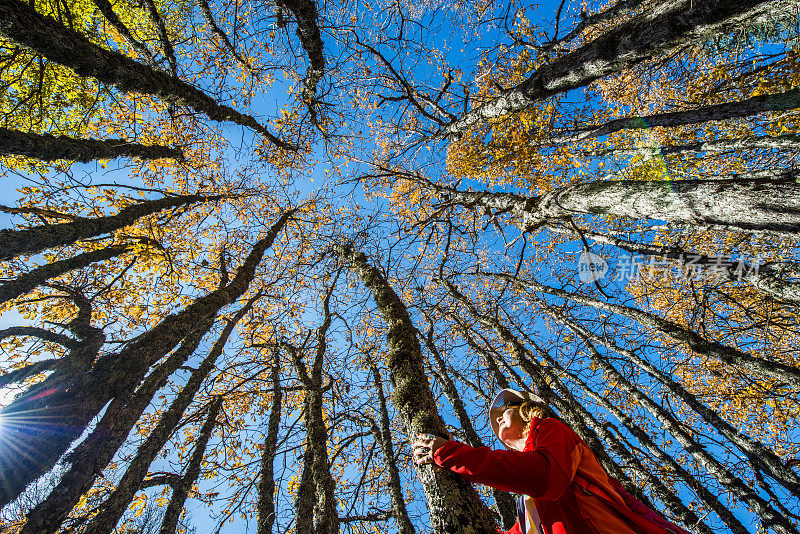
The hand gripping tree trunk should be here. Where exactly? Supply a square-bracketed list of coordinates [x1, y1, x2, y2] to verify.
[487, 272, 800, 388]
[366, 355, 416, 534]
[21, 316, 215, 534]
[335, 243, 498, 534]
[0, 0, 294, 150]
[0, 193, 223, 262]
[158, 396, 223, 534]
[82, 300, 252, 534]
[0, 127, 183, 163]
[0, 209, 294, 507]
[420, 324, 516, 529]
[443, 0, 793, 137]
[424, 171, 800, 237]
[257, 350, 283, 534]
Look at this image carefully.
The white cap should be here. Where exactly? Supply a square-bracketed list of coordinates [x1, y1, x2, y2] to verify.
[489, 388, 545, 444]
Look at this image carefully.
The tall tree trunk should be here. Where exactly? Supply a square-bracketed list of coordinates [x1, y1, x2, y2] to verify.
[82, 301, 250, 534]
[0, 127, 183, 162]
[158, 396, 222, 534]
[366, 356, 416, 534]
[489, 272, 800, 387]
[548, 88, 800, 144]
[256, 351, 283, 534]
[278, 0, 324, 120]
[426, 171, 800, 237]
[585, 132, 800, 157]
[0, 0, 293, 150]
[444, 0, 791, 136]
[288, 279, 339, 534]
[420, 325, 516, 529]
[0, 193, 222, 262]
[20, 317, 214, 534]
[0, 243, 131, 306]
[336, 243, 498, 534]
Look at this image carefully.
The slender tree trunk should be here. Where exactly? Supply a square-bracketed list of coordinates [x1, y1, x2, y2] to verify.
[548, 224, 800, 304]
[0, 0, 293, 149]
[159, 396, 222, 534]
[585, 132, 800, 157]
[0, 127, 183, 162]
[489, 272, 800, 387]
[366, 356, 416, 534]
[444, 0, 791, 136]
[257, 351, 282, 534]
[0, 243, 131, 306]
[0, 193, 222, 262]
[288, 281, 339, 534]
[428, 171, 800, 237]
[20, 318, 214, 534]
[420, 325, 516, 529]
[277, 0, 324, 120]
[549, 88, 800, 144]
[336, 243, 498, 534]
[82, 303, 248, 534]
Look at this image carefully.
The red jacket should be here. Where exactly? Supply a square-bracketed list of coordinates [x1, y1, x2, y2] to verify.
[433, 417, 671, 534]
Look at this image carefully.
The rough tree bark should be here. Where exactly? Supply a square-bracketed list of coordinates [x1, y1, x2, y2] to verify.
[443, 0, 792, 136]
[278, 0, 325, 121]
[336, 243, 498, 534]
[0, 127, 183, 162]
[0, 193, 222, 262]
[547, 88, 800, 144]
[0, 243, 131, 306]
[158, 396, 223, 534]
[0, 0, 293, 149]
[257, 350, 283, 534]
[425, 172, 800, 238]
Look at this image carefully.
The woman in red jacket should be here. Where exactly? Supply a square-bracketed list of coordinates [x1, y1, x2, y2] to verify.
[413, 389, 683, 534]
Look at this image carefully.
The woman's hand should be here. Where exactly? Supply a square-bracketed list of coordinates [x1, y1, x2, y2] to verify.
[413, 433, 448, 465]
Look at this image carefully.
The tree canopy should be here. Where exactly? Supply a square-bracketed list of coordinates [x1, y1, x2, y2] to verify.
[0, 0, 798, 533]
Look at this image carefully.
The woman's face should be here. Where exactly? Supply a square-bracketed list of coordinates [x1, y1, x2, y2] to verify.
[496, 404, 527, 450]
